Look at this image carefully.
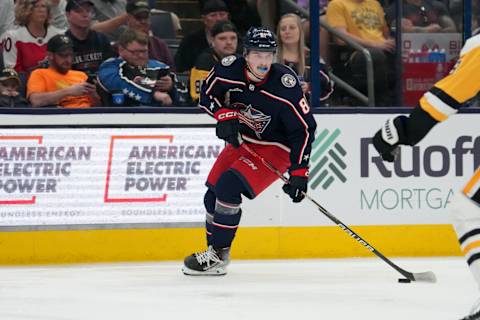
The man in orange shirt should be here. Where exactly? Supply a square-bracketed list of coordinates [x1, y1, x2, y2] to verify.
[27, 34, 98, 108]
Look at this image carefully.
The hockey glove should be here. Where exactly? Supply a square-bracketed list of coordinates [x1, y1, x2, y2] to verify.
[282, 168, 308, 203]
[214, 108, 241, 148]
[372, 116, 407, 162]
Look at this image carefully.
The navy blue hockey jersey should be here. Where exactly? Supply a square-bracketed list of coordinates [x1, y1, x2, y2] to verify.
[199, 55, 317, 171]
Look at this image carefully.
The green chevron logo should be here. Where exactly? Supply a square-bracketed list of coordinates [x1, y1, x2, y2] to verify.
[309, 128, 347, 190]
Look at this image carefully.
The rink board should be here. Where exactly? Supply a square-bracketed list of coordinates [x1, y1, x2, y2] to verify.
[0, 109, 477, 264]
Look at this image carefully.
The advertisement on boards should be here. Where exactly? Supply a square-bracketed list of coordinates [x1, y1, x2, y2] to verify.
[276, 113, 479, 227]
[0, 128, 223, 226]
[0, 113, 477, 229]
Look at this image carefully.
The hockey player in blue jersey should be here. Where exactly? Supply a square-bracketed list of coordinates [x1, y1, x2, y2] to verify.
[182, 27, 317, 276]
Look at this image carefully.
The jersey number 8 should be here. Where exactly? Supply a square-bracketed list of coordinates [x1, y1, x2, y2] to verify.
[299, 97, 310, 114]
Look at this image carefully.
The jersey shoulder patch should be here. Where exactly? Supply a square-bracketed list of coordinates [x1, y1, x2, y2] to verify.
[221, 55, 237, 66]
[281, 73, 297, 88]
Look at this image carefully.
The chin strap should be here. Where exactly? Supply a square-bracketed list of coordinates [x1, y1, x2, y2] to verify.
[245, 62, 265, 81]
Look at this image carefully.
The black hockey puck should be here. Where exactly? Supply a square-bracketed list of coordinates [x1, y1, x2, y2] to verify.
[398, 278, 412, 283]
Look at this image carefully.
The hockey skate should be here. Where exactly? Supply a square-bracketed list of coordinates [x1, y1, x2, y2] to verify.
[460, 298, 480, 320]
[182, 246, 230, 276]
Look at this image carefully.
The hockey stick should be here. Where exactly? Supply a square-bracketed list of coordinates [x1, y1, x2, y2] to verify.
[240, 143, 437, 283]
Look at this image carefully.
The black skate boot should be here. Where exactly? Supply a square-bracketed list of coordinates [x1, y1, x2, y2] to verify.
[182, 246, 230, 276]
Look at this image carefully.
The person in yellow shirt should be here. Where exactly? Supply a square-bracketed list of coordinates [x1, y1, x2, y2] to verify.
[27, 34, 98, 108]
[326, 0, 395, 106]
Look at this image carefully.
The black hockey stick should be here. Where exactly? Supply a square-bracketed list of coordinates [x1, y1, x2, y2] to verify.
[241, 143, 436, 283]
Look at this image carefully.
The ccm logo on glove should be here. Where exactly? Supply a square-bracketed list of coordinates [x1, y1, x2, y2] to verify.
[215, 110, 238, 121]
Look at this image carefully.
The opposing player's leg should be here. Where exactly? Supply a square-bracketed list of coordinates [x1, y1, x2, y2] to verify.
[452, 168, 480, 319]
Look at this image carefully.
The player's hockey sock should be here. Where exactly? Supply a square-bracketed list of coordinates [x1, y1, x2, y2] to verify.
[211, 200, 242, 249]
[204, 190, 216, 246]
[206, 212, 214, 246]
[210, 170, 246, 250]
[451, 193, 480, 288]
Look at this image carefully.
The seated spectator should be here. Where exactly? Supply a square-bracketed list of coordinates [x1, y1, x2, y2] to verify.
[276, 13, 333, 101]
[98, 28, 176, 106]
[175, 0, 229, 72]
[89, 0, 128, 41]
[27, 35, 98, 108]
[386, 0, 457, 33]
[65, 0, 116, 77]
[0, 0, 15, 39]
[199, 0, 261, 35]
[2, 0, 64, 73]
[326, 0, 395, 106]
[126, 0, 174, 68]
[189, 20, 238, 102]
[0, 68, 30, 107]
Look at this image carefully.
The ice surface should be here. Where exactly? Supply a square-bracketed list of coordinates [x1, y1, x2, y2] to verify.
[0, 257, 476, 320]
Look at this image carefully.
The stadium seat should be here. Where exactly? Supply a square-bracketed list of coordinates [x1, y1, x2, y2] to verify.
[150, 11, 176, 40]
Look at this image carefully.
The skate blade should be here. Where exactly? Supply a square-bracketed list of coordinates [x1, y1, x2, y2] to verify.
[182, 266, 227, 276]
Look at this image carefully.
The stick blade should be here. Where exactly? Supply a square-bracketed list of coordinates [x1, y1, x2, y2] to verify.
[411, 271, 437, 283]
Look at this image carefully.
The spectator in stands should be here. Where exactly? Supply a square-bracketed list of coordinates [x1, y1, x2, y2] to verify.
[189, 20, 238, 102]
[27, 34, 98, 108]
[0, 0, 15, 38]
[0, 68, 30, 107]
[89, 0, 128, 41]
[276, 13, 333, 102]
[126, 0, 174, 68]
[175, 0, 229, 72]
[326, 0, 395, 106]
[386, 0, 457, 33]
[199, 0, 261, 35]
[2, 0, 64, 73]
[65, 0, 115, 77]
[98, 28, 176, 106]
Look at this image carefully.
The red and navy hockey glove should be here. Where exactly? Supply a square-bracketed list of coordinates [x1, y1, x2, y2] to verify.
[214, 108, 241, 148]
[372, 116, 407, 162]
[282, 168, 308, 203]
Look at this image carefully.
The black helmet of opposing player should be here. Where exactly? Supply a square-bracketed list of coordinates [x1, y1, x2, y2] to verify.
[243, 27, 277, 53]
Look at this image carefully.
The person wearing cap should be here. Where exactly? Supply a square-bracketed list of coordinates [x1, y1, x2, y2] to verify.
[126, 0, 174, 68]
[65, 0, 115, 77]
[97, 28, 176, 106]
[27, 34, 98, 108]
[1, 0, 64, 73]
[189, 20, 238, 102]
[0, 68, 30, 108]
[199, 0, 261, 35]
[174, 0, 229, 73]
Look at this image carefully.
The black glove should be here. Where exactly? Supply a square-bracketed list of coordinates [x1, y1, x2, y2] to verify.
[214, 108, 241, 148]
[372, 116, 407, 162]
[282, 169, 308, 203]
